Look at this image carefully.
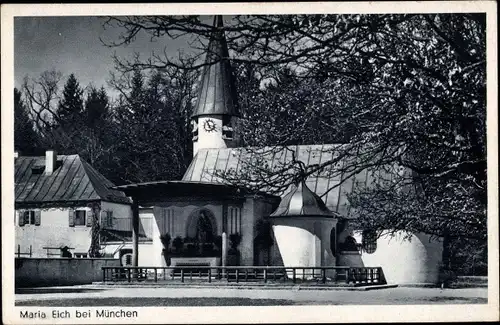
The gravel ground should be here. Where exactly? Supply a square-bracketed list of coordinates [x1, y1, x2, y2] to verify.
[15, 286, 488, 306]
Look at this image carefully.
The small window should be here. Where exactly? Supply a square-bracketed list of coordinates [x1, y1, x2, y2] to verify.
[192, 119, 199, 141]
[24, 211, 34, 225]
[222, 116, 233, 140]
[21, 210, 40, 226]
[362, 230, 377, 254]
[125, 254, 132, 266]
[74, 210, 86, 226]
[105, 210, 114, 228]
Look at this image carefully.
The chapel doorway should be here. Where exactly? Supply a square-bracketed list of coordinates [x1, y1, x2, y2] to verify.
[185, 208, 218, 257]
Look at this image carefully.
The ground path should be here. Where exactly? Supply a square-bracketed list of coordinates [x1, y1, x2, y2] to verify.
[16, 285, 487, 306]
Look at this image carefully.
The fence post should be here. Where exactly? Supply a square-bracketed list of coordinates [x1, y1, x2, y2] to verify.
[127, 268, 131, 283]
[208, 268, 212, 283]
[322, 268, 326, 284]
[181, 269, 184, 283]
[29, 245, 32, 257]
[264, 268, 268, 283]
[346, 268, 350, 284]
[154, 268, 158, 282]
[235, 269, 239, 283]
[102, 268, 106, 282]
[292, 268, 296, 283]
[17, 245, 20, 258]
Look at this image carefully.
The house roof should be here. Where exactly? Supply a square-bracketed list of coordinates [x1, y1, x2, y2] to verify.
[191, 15, 240, 118]
[182, 145, 395, 218]
[15, 154, 131, 206]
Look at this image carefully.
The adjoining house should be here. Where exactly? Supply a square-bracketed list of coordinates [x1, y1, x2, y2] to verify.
[113, 16, 444, 285]
[14, 150, 153, 263]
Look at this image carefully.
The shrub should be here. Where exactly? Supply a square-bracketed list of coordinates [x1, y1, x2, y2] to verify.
[172, 236, 184, 253]
[160, 233, 171, 249]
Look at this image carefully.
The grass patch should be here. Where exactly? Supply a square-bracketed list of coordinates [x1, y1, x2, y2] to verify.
[422, 296, 487, 304]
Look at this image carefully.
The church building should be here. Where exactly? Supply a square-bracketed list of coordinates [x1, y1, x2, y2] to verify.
[115, 16, 444, 285]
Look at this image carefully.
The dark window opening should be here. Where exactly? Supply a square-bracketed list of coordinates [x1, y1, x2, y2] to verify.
[192, 119, 199, 141]
[362, 230, 377, 254]
[340, 236, 360, 252]
[74, 210, 86, 226]
[222, 116, 233, 140]
[22, 211, 39, 225]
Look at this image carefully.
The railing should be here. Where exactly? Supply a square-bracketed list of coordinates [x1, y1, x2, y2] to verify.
[42, 246, 75, 257]
[16, 244, 32, 258]
[101, 266, 386, 285]
[348, 267, 385, 285]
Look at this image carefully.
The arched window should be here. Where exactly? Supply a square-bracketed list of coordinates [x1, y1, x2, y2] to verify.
[362, 230, 377, 254]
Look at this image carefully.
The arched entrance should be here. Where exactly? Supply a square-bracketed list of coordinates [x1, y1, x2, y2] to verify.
[186, 209, 216, 242]
[185, 208, 217, 257]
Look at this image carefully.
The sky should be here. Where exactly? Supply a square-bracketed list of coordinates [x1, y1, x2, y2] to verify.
[14, 16, 209, 100]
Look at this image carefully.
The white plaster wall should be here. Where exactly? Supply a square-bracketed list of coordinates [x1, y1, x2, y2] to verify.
[193, 115, 238, 156]
[101, 242, 155, 266]
[140, 209, 163, 267]
[15, 207, 93, 257]
[194, 116, 224, 155]
[337, 228, 443, 284]
[272, 217, 338, 277]
[273, 223, 315, 267]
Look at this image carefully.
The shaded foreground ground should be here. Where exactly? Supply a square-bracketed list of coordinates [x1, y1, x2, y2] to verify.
[16, 286, 487, 306]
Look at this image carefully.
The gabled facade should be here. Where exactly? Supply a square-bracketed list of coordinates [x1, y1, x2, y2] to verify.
[15, 150, 136, 258]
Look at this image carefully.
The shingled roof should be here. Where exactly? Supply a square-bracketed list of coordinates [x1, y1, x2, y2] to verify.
[182, 145, 396, 218]
[15, 154, 131, 207]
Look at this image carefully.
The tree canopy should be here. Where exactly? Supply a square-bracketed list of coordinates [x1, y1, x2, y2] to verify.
[102, 14, 487, 246]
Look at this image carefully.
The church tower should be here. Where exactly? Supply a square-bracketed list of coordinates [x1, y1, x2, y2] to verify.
[191, 15, 240, 156]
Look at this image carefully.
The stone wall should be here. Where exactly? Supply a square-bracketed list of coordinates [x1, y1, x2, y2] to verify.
[15, 257, 120, 287]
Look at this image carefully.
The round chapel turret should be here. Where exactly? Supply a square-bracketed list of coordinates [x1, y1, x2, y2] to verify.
[270, 179, 338, 278]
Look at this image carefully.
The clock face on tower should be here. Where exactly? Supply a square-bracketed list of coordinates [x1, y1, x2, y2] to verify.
[203, 119, 217, 132]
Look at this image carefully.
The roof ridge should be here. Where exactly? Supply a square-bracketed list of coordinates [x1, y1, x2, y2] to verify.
[79, 156, 130, 203]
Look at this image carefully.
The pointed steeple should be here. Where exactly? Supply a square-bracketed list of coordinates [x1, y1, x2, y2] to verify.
[191, 15, 239, 118]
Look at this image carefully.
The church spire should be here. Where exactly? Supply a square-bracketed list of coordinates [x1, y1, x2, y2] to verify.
[191, 15, 239, 118]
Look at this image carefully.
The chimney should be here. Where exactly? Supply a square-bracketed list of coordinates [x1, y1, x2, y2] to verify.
[45, 150, 57, 175]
